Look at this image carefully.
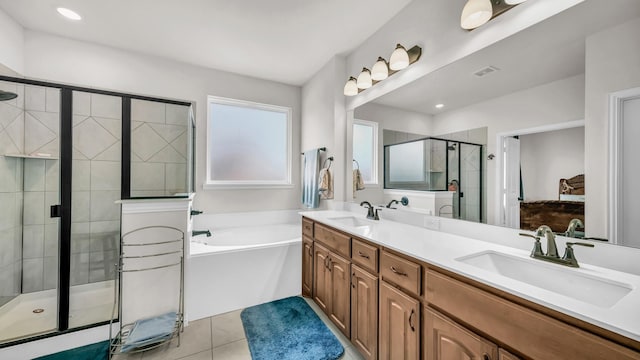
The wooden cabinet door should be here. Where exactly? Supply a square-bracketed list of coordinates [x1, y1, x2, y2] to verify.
[498, 348, 521, 360]
[424, 306, 498, 360]
[379, 281, 420, 360]
[328, 251, 351, 338]
[351, 264, 378, 360]
[313, 242, 330, 313]
[302, 236, 313, 297]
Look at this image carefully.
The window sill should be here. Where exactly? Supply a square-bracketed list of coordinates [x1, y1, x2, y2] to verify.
[203, 183, 294, 190]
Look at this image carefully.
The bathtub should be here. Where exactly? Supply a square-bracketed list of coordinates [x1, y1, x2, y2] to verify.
[187, 212, 301, 321]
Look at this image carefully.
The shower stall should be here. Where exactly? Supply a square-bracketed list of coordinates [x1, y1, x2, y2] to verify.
[384, 136, 483, 222]
[0, 76, 194, 345]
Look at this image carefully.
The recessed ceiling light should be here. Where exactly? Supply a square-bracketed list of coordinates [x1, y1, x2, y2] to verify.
[435, 104, 445, 109]
[56, 7, 82, 21]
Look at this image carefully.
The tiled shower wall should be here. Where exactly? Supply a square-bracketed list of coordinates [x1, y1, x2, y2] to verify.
[0, 81, 25, 304]
[131, 100, 189, 197]
[71, 92, 121, 286]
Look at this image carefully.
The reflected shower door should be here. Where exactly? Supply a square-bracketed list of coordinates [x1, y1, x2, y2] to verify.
[459, 143, 482, 222]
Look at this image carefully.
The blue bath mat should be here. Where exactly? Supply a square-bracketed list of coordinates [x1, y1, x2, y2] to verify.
[34, 340, 108, 360]
[240, 296, 344, 360]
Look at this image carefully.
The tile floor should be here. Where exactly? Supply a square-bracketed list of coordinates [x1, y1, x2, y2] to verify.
[113, 297, 364, 360]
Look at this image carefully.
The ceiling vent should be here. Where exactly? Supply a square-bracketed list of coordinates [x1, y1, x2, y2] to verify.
[473, 65, 500, 77]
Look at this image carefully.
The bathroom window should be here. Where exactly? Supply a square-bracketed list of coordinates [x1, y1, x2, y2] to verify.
[353, 119, 378, 184]
[205, 96, 292, 188]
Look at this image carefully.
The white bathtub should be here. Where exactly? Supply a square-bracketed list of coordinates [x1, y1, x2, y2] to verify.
[187, 214, 301, 321]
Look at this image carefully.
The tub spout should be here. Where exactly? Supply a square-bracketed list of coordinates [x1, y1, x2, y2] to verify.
[192, 230, 211, 237]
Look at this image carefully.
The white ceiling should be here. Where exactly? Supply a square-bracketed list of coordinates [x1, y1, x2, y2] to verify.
[0, 0, 412, 86]
[373, 0, 640, 115]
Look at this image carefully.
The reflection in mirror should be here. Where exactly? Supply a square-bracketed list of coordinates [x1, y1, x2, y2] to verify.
[349, 1, 640, 248]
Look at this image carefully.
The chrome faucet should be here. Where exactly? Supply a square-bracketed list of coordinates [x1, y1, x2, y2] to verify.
[386, 199, 400, 209]
[520, 225, 594, 267]
[192, 230, 211, 237]
[565, 218, 584, 238]
[360, 201, 379, 220]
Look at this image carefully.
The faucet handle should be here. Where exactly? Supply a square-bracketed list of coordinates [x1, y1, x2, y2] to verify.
[519, 233, 544, 257]
[562, 242, 594, 267]
[374, 208, 382, 220]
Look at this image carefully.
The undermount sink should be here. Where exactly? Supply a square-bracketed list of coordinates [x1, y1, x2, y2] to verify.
[327, 216, 377, 234]
[456, 251, 633, 308]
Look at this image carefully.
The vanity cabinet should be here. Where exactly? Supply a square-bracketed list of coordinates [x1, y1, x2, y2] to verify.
[302, 236, 314, 297]
[424, 306, 497, 360]
[498, 349, 521, 360]
[379, 281, 420, 360]
[313, 241, 351, 337]
[351, 264, 378, 360]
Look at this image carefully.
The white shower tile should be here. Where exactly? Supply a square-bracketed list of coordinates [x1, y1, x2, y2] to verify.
[24, 112, 56, 155]
[91, 94, 121, 119]
[131, 162, 165, 191]
[90, 161, 121, 191]
[43, 256, 58, 290]
[0, 229, 14, 266]
[24, 159, 45, 191]
[44, 223, 59, 257]
[28, 111, 60, 135]
[131, 123, 167, 161]
[94, 116, 122, 140]
[0, 157, 18, 192]
[73, 91, 91, 116]
[45, 160, 60, 192]
[72, 160, 91, 191]
[23, 225, 44, 259]
[131, 99, 165, 123]
[73, 118, 118, 159]
[71, 222, 90, 254]
[72, 191, 91, 222]
[90, 191, 121, 221]
[170, 132, 188, 159]
[45, 88, 61, 113]
[90, 220, 119, 252]
[22, 258, 44, 293]
[23, 192, 45, 225]
[93, 141, 121, 162]
[0, 128, 21, 155]
[70, 253, 89, 286]
[165, 104, 190, 125]
[149, 124, 186, 143]
[0, 101, 22, 129]
[165, 163, 187, 192]
[148, 146, 186, 163]
[25, 85, 46, 112]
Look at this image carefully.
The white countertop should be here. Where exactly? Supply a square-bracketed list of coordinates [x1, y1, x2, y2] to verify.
[300, 210, 640, 343]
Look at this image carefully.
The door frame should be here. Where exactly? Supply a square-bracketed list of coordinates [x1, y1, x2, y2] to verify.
[608, 86, 640, 245]
[495, 119, 585, 227]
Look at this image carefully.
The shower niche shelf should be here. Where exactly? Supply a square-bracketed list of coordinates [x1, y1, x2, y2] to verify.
[3, 153, 59, 160]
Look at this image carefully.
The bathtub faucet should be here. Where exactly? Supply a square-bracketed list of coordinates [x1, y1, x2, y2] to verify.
[192, 230, 212, 237]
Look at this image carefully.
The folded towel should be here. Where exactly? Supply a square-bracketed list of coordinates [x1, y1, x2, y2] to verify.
[353, 169, 365, 198]
[318, 167, 334, 200]
[121, 311, 177, 352]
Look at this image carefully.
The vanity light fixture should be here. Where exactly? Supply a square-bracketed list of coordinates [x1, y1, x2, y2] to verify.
[435, 103, 445, 109]
[461, 0, 528, 30]
[357, 68, 373, 89]
[56, 7, 82, 21]
[343, 77, 358, 96]
[343, 44, 422, 96]
[371, 57, 389, 81]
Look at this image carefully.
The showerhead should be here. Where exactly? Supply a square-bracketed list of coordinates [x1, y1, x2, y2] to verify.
[447, 143, 457, 151]
[0, 90, 18, 101]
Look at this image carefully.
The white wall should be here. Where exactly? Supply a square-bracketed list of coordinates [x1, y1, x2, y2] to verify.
[431, 74, 585, 224]
[520, 127, 585, 201]
[0, 7, 24, 75]
[585, 17, 640, 238]
[301, 56, 348, 203]
[22, 30, 301, 214]
[352, 102, 432, 204]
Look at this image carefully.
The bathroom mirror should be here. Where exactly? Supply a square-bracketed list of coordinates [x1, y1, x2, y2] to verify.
[349, 1, 640, 248]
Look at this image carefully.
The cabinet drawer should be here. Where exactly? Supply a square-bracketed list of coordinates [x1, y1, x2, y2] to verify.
[351, 238, 378, 273]
[302, 218, 314, 238]
[425, 270, 640, 360]
[314, 223, 350, 258]
[380, 251, 421, 296]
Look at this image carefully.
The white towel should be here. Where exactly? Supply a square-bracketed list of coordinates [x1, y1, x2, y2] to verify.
[302, 149, 321, 208]
[318, 168, 334, 200]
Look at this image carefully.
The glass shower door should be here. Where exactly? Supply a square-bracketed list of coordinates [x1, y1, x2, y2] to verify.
[0, 82, 61, 343]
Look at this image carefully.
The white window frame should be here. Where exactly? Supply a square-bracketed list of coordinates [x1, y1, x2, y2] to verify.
[204, 95, 293, 189]
[353, 119, 379, 185]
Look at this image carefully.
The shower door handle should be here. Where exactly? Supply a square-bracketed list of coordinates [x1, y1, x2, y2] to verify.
[50, 204, 62, 218]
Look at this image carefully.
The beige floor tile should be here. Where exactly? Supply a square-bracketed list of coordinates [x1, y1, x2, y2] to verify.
[341, 346, 366, 360]
[176, 349, 213, 360]
[211, 310, 245, 348]
[211, 339, 251, 360]
[112, 351, 143, 360]
[140, 318, 212, 360]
